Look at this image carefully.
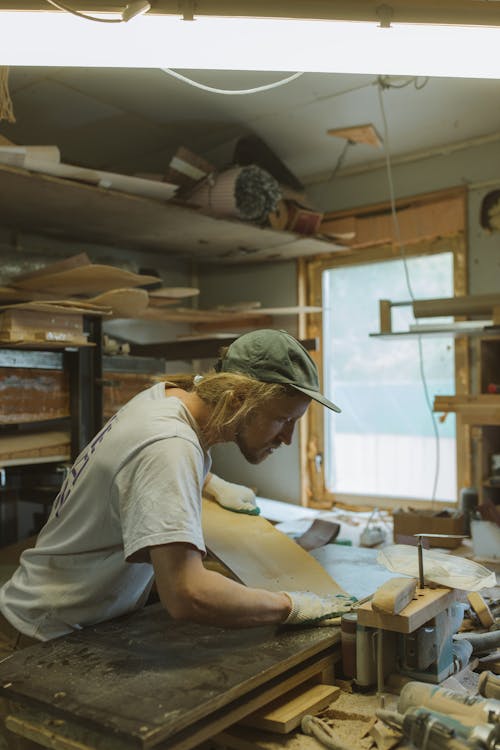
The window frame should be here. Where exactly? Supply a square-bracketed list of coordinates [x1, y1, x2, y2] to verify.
[298, 189, 468, 510]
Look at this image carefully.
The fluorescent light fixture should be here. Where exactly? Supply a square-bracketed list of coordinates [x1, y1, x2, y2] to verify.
[1, 12, 500, 78]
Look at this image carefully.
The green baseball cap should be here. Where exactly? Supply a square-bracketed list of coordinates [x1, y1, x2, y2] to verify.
[215, 329, 341, 413]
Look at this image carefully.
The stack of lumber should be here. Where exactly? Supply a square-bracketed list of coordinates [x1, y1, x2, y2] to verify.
[1, 253, 319, 337]
[0, 253, 200, 343]
[0, 430, 70, 466]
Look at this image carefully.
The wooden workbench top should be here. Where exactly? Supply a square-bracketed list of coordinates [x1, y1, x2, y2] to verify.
[0, 603, 339, 750]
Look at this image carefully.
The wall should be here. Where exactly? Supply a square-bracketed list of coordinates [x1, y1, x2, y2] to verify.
[202, 138, 500, 504]
[307, 139, 500, 294]
[199, 260, 304, 503]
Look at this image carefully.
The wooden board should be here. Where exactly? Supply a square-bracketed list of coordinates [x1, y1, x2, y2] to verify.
[357, 587, 455, 633]
[11, 264, 159, 296]
[0, 430, 70, 464]
[0, 603, 339, 750]
[13, 252, 90, 283]
[241, 683, 339, 734]
[202, 499, 345, 596]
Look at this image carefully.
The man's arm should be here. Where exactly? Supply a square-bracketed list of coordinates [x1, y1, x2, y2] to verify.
[150, 542, 290, 628]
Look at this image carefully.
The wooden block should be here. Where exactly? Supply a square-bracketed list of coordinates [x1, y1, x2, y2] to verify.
[202, 498, 345, 596]
[372, 578, 417, 615]
[0, 308, 87, 345]
[357, 587, 455, 633]
[379, 299, 392, 334]
[241, 683, 339, 734]
[467, 591, 495, 628]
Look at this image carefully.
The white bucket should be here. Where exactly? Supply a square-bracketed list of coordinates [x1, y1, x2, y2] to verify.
[470, 519, 500, 560]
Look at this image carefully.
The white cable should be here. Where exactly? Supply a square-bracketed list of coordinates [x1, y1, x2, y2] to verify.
[44, 0, 151, 23]
[161, 68, 304, 95]
[377, 82, 441, 504]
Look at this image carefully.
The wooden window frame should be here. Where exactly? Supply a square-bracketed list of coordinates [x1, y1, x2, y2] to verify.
[297, 187, 468, 510]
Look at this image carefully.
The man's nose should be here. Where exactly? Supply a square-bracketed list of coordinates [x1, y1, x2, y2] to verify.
[279, 421, 295, 445]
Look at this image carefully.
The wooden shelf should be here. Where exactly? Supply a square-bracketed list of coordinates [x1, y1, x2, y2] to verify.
[434, 394, 500, 425]
[0, 164, 344, 265]
[370, 326, 500, 340]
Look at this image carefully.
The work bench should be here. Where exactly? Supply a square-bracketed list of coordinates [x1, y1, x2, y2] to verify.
[0, 603, 340, 750]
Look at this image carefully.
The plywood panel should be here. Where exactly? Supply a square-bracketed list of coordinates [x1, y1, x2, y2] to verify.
[202, 498, 345, 595]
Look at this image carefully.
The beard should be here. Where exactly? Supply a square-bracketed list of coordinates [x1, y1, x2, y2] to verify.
[235, 433, 277, 465]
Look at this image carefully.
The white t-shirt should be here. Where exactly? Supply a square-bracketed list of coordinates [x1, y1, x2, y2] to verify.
[0, 383, 211, 641]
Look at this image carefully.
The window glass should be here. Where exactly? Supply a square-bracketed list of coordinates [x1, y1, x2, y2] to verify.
[322, 252, 456, 501]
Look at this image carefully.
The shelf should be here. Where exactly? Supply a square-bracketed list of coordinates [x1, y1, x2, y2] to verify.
[0, 164, 344, 265]
[128, 336, 318, 361]
[370, 326, 500, 340]
[434, 394, 500, 425]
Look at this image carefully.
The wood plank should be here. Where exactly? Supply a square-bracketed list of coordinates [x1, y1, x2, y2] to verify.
[11, 264, 159, 296]
[241, 683, 339, 734]
[0, 604, 339, 750]
[202, 498, 345, 596]
[413, 292, 500, 318]
[327, 124, 381, 148]
[357, 587, 455, 633]
[0, 430, 70, 463]
[13, 252, 90, 283]
[0, 367, 69, 424]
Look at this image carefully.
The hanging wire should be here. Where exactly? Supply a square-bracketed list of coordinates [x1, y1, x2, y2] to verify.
[45, 0, 124, 22]
[377, 80, 441, 504]
[161, 69, 304, 95]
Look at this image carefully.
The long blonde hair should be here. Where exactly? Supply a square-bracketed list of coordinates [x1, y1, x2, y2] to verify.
[165, 371, 294, 444]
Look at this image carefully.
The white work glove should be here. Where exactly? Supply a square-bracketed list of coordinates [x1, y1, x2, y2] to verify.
[204, 474, 260, 516]
[282, 591, 356, 626]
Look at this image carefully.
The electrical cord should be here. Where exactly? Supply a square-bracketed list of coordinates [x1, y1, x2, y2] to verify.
[161, 68, 304, 95]
[328, 140, 353, 180]
[45, 0, 123, 22]
[377, 80, 441, 504]
[44, 0, 150, 23]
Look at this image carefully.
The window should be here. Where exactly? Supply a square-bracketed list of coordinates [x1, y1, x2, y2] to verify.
[322, 252, 456, 502]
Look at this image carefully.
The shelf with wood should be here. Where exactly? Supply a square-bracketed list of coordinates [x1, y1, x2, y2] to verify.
[433, 335, 500, 506]
[0, 163, 344, 265]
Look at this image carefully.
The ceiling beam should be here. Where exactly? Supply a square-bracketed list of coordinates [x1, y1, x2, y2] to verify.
[1, 1, 500, 26]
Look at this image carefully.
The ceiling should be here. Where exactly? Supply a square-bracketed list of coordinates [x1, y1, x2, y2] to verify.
[2, 66, 500, 206]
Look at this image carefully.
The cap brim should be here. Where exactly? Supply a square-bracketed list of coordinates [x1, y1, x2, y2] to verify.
[291, 385, 341, 413]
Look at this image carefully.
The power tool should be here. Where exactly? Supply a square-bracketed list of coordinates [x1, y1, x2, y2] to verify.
[377, 707, 500, 750]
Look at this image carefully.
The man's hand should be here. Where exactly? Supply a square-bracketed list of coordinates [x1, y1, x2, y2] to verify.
[204, 473, 260, 515]
[282, 591, 356, 626]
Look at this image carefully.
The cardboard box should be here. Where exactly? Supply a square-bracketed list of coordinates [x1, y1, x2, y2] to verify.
[393, 508, 464, 549]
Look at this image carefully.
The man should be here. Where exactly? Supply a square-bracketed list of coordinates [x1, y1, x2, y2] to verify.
[0, 329, 350, 649]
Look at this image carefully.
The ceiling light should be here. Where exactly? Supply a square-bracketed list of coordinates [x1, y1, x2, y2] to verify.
[1, 13, 500, 79]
